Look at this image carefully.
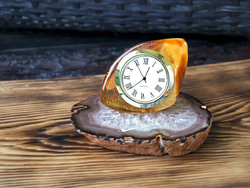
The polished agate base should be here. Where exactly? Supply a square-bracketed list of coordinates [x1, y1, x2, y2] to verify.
[71, 93, 211, 139]
[94, 96, 200, 137]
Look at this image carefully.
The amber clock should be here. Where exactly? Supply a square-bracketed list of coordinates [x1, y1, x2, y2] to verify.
[100, 38, 188, 113]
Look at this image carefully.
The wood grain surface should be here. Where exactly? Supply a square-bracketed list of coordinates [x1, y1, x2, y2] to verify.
[0, 60, 249, 188]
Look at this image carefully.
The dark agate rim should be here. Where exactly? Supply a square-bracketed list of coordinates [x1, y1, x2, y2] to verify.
[71, 92, 212, 140]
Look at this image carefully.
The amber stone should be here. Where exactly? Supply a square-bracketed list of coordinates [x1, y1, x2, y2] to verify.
[100, 38, 188, 113]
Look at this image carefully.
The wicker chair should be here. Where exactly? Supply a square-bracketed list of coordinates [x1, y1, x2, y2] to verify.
[0, 0, 249, 37]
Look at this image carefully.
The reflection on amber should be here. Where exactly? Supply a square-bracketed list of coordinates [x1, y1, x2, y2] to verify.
[100, 38, 188, 113]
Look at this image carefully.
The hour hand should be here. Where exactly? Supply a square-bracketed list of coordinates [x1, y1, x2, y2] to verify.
[144, 67, 150, 80]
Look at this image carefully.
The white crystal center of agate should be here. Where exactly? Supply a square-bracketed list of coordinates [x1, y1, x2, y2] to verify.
[92, 97, 199, 132]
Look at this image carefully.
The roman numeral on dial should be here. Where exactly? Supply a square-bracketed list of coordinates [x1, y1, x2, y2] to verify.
[152, 61, 156, 67]
[158, 78, 165, 82]
[155, 85, 162, 92]
[150, 92, 154, 98]
[132, 89, 137, 97]
[125, 83, 132, 90]
[134, 60, 139, 66]
[157, 69, 163, 74]
[143, 58, 148, 65]
[127, 66, 133, 71]
[141, 93, 145, 99]
[124, 75, 130, 80]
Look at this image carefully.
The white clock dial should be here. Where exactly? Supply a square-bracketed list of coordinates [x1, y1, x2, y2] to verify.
[121, 55, 169, 104]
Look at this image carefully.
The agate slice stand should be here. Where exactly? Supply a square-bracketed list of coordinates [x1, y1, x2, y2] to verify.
[71, 93, 212, 156]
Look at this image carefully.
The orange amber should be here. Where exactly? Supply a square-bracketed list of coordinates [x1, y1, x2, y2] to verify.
[100, 38, 188, 113]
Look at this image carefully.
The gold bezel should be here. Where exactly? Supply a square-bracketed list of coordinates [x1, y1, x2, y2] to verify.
[115, 49, 174, 108]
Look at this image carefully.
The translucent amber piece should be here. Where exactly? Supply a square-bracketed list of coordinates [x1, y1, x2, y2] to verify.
[100, 38, 188, 113]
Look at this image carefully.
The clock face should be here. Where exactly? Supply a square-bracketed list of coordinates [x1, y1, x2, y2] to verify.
[117, 52, 172, 107]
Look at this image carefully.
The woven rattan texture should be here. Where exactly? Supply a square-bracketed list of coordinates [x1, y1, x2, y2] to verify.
[0, 0, 249, 36]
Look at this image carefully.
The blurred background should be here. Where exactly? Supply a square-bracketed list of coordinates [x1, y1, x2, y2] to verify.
[0, 0, 249, 81]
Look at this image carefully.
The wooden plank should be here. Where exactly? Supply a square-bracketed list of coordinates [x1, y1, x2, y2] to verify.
[0, 60, 249, 188]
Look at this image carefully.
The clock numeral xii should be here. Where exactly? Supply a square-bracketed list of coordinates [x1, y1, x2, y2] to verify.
[143, 58, 148, 65]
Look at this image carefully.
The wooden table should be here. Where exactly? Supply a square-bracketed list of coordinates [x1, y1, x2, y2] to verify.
[0, 60, 249, 188]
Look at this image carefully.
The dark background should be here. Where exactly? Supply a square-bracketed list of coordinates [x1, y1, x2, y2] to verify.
[0, 0, 250, 81]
